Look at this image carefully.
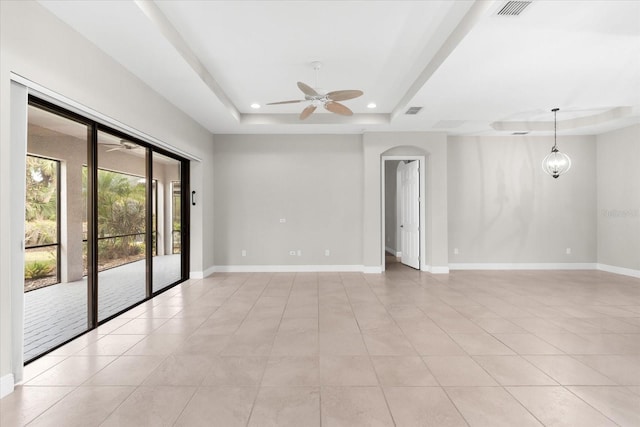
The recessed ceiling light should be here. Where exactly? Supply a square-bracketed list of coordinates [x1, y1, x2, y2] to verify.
[367, 103, 377, 109]
[251, 103, 260, 109]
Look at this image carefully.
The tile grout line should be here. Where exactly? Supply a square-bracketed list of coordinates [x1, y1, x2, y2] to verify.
[363, 270, 474, 427]
[244, 271, 292, 426]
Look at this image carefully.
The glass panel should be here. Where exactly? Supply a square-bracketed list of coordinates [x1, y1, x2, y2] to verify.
[97, 132, 147, 321]
[24, 105, 88, 361]
[152, 152, 182, 292]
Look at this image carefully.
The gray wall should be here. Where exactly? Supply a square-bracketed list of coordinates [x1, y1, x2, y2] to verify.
[213, 134, 363, 266]
[363, 133, 449, 270]
[1, 0, 213, 385]
[448, 135, 597, 264]
[597, 124, 640, 271]
[384, 160, 400, 254]
[2, 0, 638, 398]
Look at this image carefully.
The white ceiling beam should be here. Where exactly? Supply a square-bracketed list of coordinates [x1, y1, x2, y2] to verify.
[134, 0, 240, 122]
[390, 0, 496, 121]
[240, 113, 390, 126]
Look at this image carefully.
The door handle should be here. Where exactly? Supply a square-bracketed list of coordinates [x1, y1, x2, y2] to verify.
[400, 225, 403, 228]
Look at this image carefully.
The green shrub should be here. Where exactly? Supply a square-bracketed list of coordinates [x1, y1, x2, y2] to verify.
[24, 261, 54, 279]
[25, 220, 57, 246]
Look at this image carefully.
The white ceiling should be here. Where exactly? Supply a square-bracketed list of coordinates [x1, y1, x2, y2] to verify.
[38, 0, 640, 136]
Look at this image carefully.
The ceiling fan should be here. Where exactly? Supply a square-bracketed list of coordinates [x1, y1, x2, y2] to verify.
[266, 61, 363, 120]
[103, 139, 142, 152]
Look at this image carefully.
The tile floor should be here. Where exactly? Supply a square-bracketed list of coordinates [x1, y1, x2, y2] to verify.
[2, 262, 640, 426]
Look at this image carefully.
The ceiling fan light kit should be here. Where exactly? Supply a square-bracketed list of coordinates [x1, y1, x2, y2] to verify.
[266, 61, 364, 120]
[542, 108, 571, 179]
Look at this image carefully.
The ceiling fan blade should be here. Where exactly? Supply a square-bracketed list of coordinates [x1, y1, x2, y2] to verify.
[324, 101, 353, 116]
[327, 90, 363, 102]
[266, 100, 305, 105]
[297, 81, 318, 97]
[105, 147, 122, 152]
[300, 105, 317, 120]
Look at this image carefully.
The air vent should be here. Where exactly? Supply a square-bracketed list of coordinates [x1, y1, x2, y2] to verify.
[497, 1, 532, 16]
[405, 106, 423, 115]
[512, 131, 529, 135]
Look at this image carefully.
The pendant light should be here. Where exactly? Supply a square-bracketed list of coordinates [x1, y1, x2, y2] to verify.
[542, 108, 571, 178]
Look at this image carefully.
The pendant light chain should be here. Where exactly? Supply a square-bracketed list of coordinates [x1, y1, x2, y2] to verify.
[553, 109, 557, 149]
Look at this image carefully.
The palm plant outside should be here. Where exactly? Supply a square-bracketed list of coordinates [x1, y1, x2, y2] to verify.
[24, 160, 148, 291]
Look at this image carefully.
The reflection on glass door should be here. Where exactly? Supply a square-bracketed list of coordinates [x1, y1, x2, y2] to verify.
[24, 104, 89, 361]
[96, 132, 148, 321]
[153, 152, 182, 292]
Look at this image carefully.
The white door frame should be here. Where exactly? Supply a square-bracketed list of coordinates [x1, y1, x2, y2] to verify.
[381, 155, 426, 272]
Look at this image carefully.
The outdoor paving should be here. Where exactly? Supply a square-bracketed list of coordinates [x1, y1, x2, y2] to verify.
[24, 254, 181, 360]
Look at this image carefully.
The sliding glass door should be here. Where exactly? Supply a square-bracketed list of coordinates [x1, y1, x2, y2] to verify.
[24, 97, 190, 362]
[153, 152, 183, 292]
[96, 131, 149, 321]
[24, 104, 89, 361]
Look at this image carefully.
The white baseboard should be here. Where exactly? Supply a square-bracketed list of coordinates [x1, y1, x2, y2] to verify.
[597, 263, 640, 279]
[210, 264, 446, 275]
[190, 265, 216, 279]
[212, 265, 366, 273]
[449, 263, 598, 271]
[0, 374, 14, 399]
[428, 266, 450, 274]
[194, 262, 640, 279]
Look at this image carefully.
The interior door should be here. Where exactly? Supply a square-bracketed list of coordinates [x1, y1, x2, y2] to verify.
[398, 160, 420, 269]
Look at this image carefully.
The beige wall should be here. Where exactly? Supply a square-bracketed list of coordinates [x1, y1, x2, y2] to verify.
[213, 134, 363, 267]
[597, 124, 640, 271]
[1, 0, 213, 386]
[448, 135, 597, 264]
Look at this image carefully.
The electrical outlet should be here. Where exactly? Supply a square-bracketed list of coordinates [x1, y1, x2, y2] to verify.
[453, 248, 459, 255]
[325, 249, 330, 256]
[566, 248, 571, 255]
[241, 250, 246, 257]
[289, 251, 296, 256]
[279, 218, 286, 223]
[297, 250, 302, 256]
